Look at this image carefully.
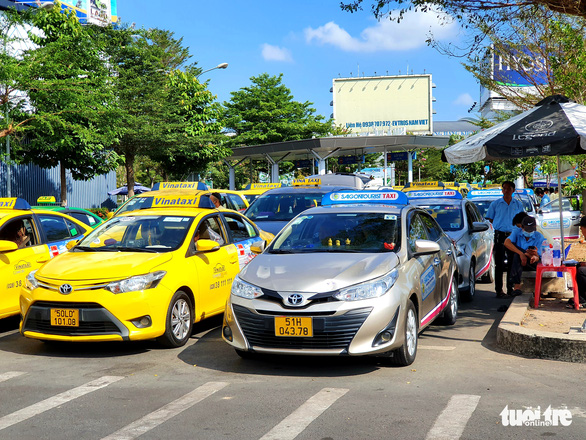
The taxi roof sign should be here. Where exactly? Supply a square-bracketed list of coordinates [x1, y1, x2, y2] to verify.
[150, 194, 214, 209]
[151, 181, 208, 191]
[322, 189, 409, 206]
[36, 196, 57, 204]
[292, 177, 321, 186]
[467, 189, 502, 198]
[406, 190, 462, 200]
[403, 181, 444, 188]
[245, 183, 281, 190]
[0, 197, 32, 210]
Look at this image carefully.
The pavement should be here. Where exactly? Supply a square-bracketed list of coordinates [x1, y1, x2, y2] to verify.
[497, 292, 586, 363]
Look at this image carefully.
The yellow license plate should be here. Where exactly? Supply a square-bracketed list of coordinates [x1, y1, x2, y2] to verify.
[50, 309, 79, 327]
[274, 316, 312, 337]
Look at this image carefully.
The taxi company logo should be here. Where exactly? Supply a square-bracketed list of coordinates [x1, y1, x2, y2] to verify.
[512, 119, 557, 141]
[213, 263, 226, 274]
[14, 260, 31, 272]
[154, 197, 196, 206]
[0, 199, 15, 208]
[59, 284, 73, 295]
[160, 183, 197, 189]
[338, 192, 398, 201]
[287, 293, 304, 306]
[500, 405, 572, 427]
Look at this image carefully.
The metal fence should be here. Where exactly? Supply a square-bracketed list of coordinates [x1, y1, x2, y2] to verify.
[0, 162, 117, 209]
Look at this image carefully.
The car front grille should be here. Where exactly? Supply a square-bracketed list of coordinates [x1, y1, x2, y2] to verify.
[23, 302, 126, 337]
[233, 304, 372, 350]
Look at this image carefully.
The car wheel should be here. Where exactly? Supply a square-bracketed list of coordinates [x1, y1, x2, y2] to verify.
[159, 291, 193, 348]
[440, 274, 458, 325]
[461, 263, 475, 302]
[481, 256, 495, 284]
[389, 299, 418, 366]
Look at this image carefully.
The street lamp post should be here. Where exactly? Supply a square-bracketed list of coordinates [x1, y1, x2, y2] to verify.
[197, 62, 228, 79]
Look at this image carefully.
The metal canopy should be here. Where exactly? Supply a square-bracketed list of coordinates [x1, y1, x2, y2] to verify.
[225, 135, 450, 162]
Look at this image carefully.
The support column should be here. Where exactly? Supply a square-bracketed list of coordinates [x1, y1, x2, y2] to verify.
[408, 151, 413, 183]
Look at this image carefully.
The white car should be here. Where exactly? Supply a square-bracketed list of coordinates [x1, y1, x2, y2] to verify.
[537, 197, 581, 240]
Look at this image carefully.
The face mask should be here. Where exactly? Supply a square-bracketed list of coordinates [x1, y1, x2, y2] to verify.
[522, 230, 534, 238]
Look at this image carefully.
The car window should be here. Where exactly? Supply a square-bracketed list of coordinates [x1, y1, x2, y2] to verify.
[194, 215, 226, 245]
[419, 213, 443, 242]
[0, 216, 39, 247]
[546, 199, 572, 211]
[408, 214, 429, 252]
[225, 194, 247, 212]
[246, 193, 320, 221]
[38, 215, 77, 242]
[413, 203, 463, 232]
[469, 202, 484, 221]
[470, 200, 494, 219]
[223, 214, 259, 243]
[68, 211, 99, 227]
[465, 203, 478, 227]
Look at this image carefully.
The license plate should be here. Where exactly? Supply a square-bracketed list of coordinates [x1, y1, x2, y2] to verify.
[274, 316, 312, 337]
[50, 309, 79, 327]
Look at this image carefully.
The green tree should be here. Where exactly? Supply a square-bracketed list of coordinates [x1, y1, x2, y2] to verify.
[2, 5, 120, 205]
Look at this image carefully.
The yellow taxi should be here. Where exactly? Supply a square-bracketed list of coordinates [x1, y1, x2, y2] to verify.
[239, 183, 282, 204]
[20, 193, 274, 347]
[0, 198, 91, 319]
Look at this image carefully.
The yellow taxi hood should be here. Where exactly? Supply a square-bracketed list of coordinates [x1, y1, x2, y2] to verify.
[36, 252, 173, 282]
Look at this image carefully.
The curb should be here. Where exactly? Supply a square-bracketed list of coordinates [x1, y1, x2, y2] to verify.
[496, 294, 586, 363]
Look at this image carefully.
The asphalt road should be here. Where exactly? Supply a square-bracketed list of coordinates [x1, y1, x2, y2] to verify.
[0, 284, 584, 440]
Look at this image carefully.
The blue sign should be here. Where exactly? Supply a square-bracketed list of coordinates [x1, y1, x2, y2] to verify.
[294, 160, 313, 168]
[406, 190, 462, 200]
[338, 156, 360, 165]
[322, 190, 409, 206]
[493, 47, 547, 86]
[388, 152, 416, 161]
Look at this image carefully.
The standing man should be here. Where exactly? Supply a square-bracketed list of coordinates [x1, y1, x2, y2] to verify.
[572, 217, 586, 308]
[486, 181, 524, 298]
[540, 188, 551, 208]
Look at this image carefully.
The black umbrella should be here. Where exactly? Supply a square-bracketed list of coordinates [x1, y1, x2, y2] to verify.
[443, 95, 586, 250]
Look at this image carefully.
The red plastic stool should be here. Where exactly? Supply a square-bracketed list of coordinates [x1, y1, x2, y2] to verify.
[534, 264, 580, 310]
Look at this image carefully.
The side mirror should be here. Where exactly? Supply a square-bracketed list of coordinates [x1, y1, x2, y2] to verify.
[0, 240, 18, 252]
[413, 239, 440, 256]
[106, 212, 114, 219]
[66, 239, 79, 250]
[250, 240, 266, 254]
[195, 239, 220, 252]
[471, 221, 489, 233]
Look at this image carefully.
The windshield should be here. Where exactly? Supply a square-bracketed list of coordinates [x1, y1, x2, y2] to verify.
[413, 204, 463, 231]
[268, 212, 401, 254]
[74, 215, 194, 252]
[246, 193, 321, 222]
[115, 196, 152, 216]
[471, 200, 492, 218]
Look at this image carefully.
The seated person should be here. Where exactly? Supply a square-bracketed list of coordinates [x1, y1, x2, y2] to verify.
[194, 220, 224, 246]
[504, 216, 544, 297]
[511, 211, 529, 231]
[0, 219, 30, 249]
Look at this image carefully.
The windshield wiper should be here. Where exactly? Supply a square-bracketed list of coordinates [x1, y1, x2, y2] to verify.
[111, 246, 158, 253]
[72, 246, 94, 252]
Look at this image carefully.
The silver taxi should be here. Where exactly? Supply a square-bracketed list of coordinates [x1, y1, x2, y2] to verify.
[406, 189, 494, 301]
[537, 197, 581, 240]
[222, 189, 458, 366]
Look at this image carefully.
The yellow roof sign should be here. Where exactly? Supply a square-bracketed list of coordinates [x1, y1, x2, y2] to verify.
[36, 196, 57, 204]
[292, 177, 321, 186]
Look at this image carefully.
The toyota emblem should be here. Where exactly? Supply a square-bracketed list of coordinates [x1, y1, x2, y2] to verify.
[287, 293, 304, 306]
[59, 284, 73, 295]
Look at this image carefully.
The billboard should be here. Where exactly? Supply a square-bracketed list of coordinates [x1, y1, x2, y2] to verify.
[332, 74, 433, 135]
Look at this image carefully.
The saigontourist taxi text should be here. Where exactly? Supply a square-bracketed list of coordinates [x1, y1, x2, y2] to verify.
[20, 194, 273, 347]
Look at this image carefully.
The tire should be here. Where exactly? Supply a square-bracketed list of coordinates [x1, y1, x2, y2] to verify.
[440, 275, 458, 325]
[159, 291, 193, 348]
[461, 263, 475, 302]
[481, 256, 495, 284]
[389, 299, 418, 366]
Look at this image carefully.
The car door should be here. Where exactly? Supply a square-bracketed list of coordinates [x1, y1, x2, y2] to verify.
[189, 214, 237, 316]
[0, 216, 49, 318]
[464, 202, 485, 272]
[540, 198, 580, 239]
[407, 212, 441, 321]
[220, 212, 263, 269]
[419, 212, 452, 303]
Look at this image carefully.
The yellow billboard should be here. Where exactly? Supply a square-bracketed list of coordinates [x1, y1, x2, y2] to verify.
[332, 74, 433, 135]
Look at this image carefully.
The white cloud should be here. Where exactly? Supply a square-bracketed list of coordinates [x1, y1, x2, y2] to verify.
[304, 9, 458, 52]
[261, 44, 293, 62]
[453, 93, 475, 107]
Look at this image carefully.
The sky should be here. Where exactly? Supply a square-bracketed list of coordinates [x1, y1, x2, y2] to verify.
[117, 0, 481, 123]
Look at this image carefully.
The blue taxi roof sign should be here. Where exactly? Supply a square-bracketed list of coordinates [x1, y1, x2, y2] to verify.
[322, 189, 409, 206]
[0, 197, 32, 210]
[467, 189, 502, 198]
[406, 189, 462, 200]
[151, 181, 209, 191]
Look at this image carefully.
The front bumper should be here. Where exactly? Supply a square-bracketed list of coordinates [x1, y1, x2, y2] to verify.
[222, 289, 405, 356]
[20, 282, 173, 342]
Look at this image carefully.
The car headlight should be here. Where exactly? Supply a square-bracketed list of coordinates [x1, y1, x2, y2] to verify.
[231, 276, 263, 299]
[334, 269, 399, 301]
[105, 271, 166, 294]
[25, 270, 38, 290]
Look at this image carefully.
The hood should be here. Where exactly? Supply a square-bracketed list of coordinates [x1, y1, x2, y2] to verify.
[37, 251, 172, 282]
[239, 252, 399, 293]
